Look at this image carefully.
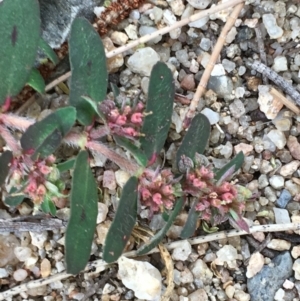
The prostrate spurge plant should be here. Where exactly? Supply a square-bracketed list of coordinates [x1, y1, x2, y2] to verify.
[0, 0, 252, 275]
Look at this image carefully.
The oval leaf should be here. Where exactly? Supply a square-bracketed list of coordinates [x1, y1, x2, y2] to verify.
[0, 150, 12, 186]
[176, 114, 210, 171]
[103, 176, 138, 263]
[180, 202, 200, 239]
[140, 62, 174, 162]
[69, 17, 108, 125]
[38, 38, 59, 65]
[215, 151, 244, 181]
[137, 197, 184, 255]
[65, 151, 99, 274]
[0, 0, 40, 104]
[21, 107, 76, 158]
[27, 69, 45, 94]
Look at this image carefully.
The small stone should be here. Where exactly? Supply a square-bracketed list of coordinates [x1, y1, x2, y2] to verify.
[188, 289, 208, 300]
[246, 252, 264, 278]
[207, 76, 233, 99]
[200, 37, 211, 51]
[139, 26, 162, 44]
[110, 31, 128, 46]
[55, 261, 65, 273]
[234, 290, 250, 301]
[267, 239, 291, 251]
[169, 0, 185, 15]
[96, 220, 111, 245]
[125, 24, 138, 40]
[14, 247, 32, 262]
[97, 203, 108, 224]
[273, 208, 291, 224]
[229, 99, 246, 118]
[187, 0, 211, 9]
[103, 283, 115, 294]
[234, 143, 253, 156]
[211, 64, 225, 76]
[272, 56, 288, 72]
[216, 245, 238, 262]
[258, 175, 269, 189]
[191, 259, 213, 285]
[118, 256, 162, 300]
[294, 259, 300, 280]
[172, 240, 192, 261]
[222, 59, 236, 72]
[163, 9, 181, 39]
[225, 285, 235, 298]
[189, 13, 209, 28]
[280, 161, 300, 177]
[115, 170, 130, 188]
[30, 231, 48, 249]
[287, 136, 300, 160]
[283, 279, 294, 289]
[263, 14, 284, 39]
[127, 47, 160, 76]
[292, 246, 300, 259]
[200, 108, 220, 125]
[41, 258, 51, 278]
[269, 175, 285, 190]
[103, 170, 116, 190]
[102, 37, 124, 73]
[180, 74, 195, 90]
[13, 269, 28, 281]
[0, 268, 8, 278]
[180, 267, 194, 284]
[267, 130, 286, 149]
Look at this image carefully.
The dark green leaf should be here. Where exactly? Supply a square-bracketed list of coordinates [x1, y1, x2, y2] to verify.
[4, 187, 25, 207]
[215, 151, 244, 181]
[38, 38, 59, 65]
[41, 196, 57, 216]
[69, 17, 108, 125]
[137, 197, 184, 255]
[103, 176, 138, 263]
[0, 150, 12, 186]
[21, 107, 76, 159]
[176, 114, 210, 171]
[65, 151, 99, 274]
[114, 136, 147, 167]
[0, 0, 40, 104]
[56, 157, 76, 172]
[180, 202, 200, 239]
[140, 62, 174, 162]
[110, 83, 120, 99]
[27, 69, 45, 93]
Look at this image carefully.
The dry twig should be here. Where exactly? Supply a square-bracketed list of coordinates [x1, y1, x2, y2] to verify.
[184, 2, 245, 127]
[1, 222, 299, 300]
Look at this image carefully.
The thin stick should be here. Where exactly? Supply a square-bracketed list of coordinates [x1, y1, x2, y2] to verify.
[44, 0, 245, 92]
[1, 222, 299, 300]
[269, 86, 300, 115]
[254, 26, 268, 85]
[184, 2, 245, 127]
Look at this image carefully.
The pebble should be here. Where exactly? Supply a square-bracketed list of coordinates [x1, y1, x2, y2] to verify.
[234, 143, 253, 156]
[222, 59, 236, 72]
[187, 0, 211, 9]
[229, 99, 246, 118]
[200, 108, 220, 125]
[125, 24, 138, 40]
[262, 14, 284, 39]
[118, 256, 162, 300]
[172, 240, 192, 261]
[234, 290, 251, 301]
[267, 130, 286, 149]
[292, 246, 300, 259]
[163, 9, 181, 39]
[207, 75, 233, 99]
[246, 252, 264, 278]
[188, 289, 208, 301]
[14, 246, 32, 262]
[97, 202, 108, 224]
[102, 37, 124, 73]
[169, 0, 185, 15]
[287, 136, 300, 160]
[216, 245, 238, 263]
[139, 26, 162, 44]
[30, 231, 48, 250]
[247, 252, 293, 301]
[273, 208, 291, 224]
[293, 259, 300, 280]
[267, 239, 291, 251]
[200, 37, 211, 51]
[13, 269, 28, 281]
[211, 64, 226, 76]
[180, 74, 195, 90]
[269, 175, 285, 190]
[110, 31, 128, 46]
[127, 47, 160, 76]
[283, 279, 294, 289]
[115, 170, 130, 188]
[41, 258, 51, 278]
[272, 56, 288, 72]
[103, 170, 116, 190]
[0, 268, 8, 278]
[180, 267, 194, 284]
[258, 174, 269, 189]
[280, 160, 300, 177]
[191, 259, 213, 285]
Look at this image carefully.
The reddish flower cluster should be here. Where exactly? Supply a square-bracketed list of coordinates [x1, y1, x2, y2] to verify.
[99, 100, 145, 139]
[8, 154, 57, 204]
[184, 165, 247, 226]
[139, 169, 182, 212]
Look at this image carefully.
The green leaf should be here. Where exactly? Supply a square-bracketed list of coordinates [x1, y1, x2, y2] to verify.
[229, 209, 249, 233]
[27, 69, 45, 94]
[140, 62, 174, 162]
[38, 38, 59, 65]
[176, 114, 210, 171]
[69, 17, 108, 125]
[215, 151, 244, 181]
[0, 150, 13, 186]
[4, 187, 25, 206]
[137, 197, 184, 255]
[0, 0, 41, 105]
[103, 176, 138, 263]
[56, 157, 76, 172]
[180, 202, 200, 239]
[110, 83, 120, 99]
[114, 136, 147, 167]
[65, 151, 99, 274]
[41, 196, 57, 216]
[20, 107, 76, 159]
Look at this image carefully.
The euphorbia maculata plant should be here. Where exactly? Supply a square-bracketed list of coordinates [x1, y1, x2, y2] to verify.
[0, 0, 252, 274]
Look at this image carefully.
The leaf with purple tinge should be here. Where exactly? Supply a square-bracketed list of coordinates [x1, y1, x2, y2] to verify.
[229, 209, 250, 233]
